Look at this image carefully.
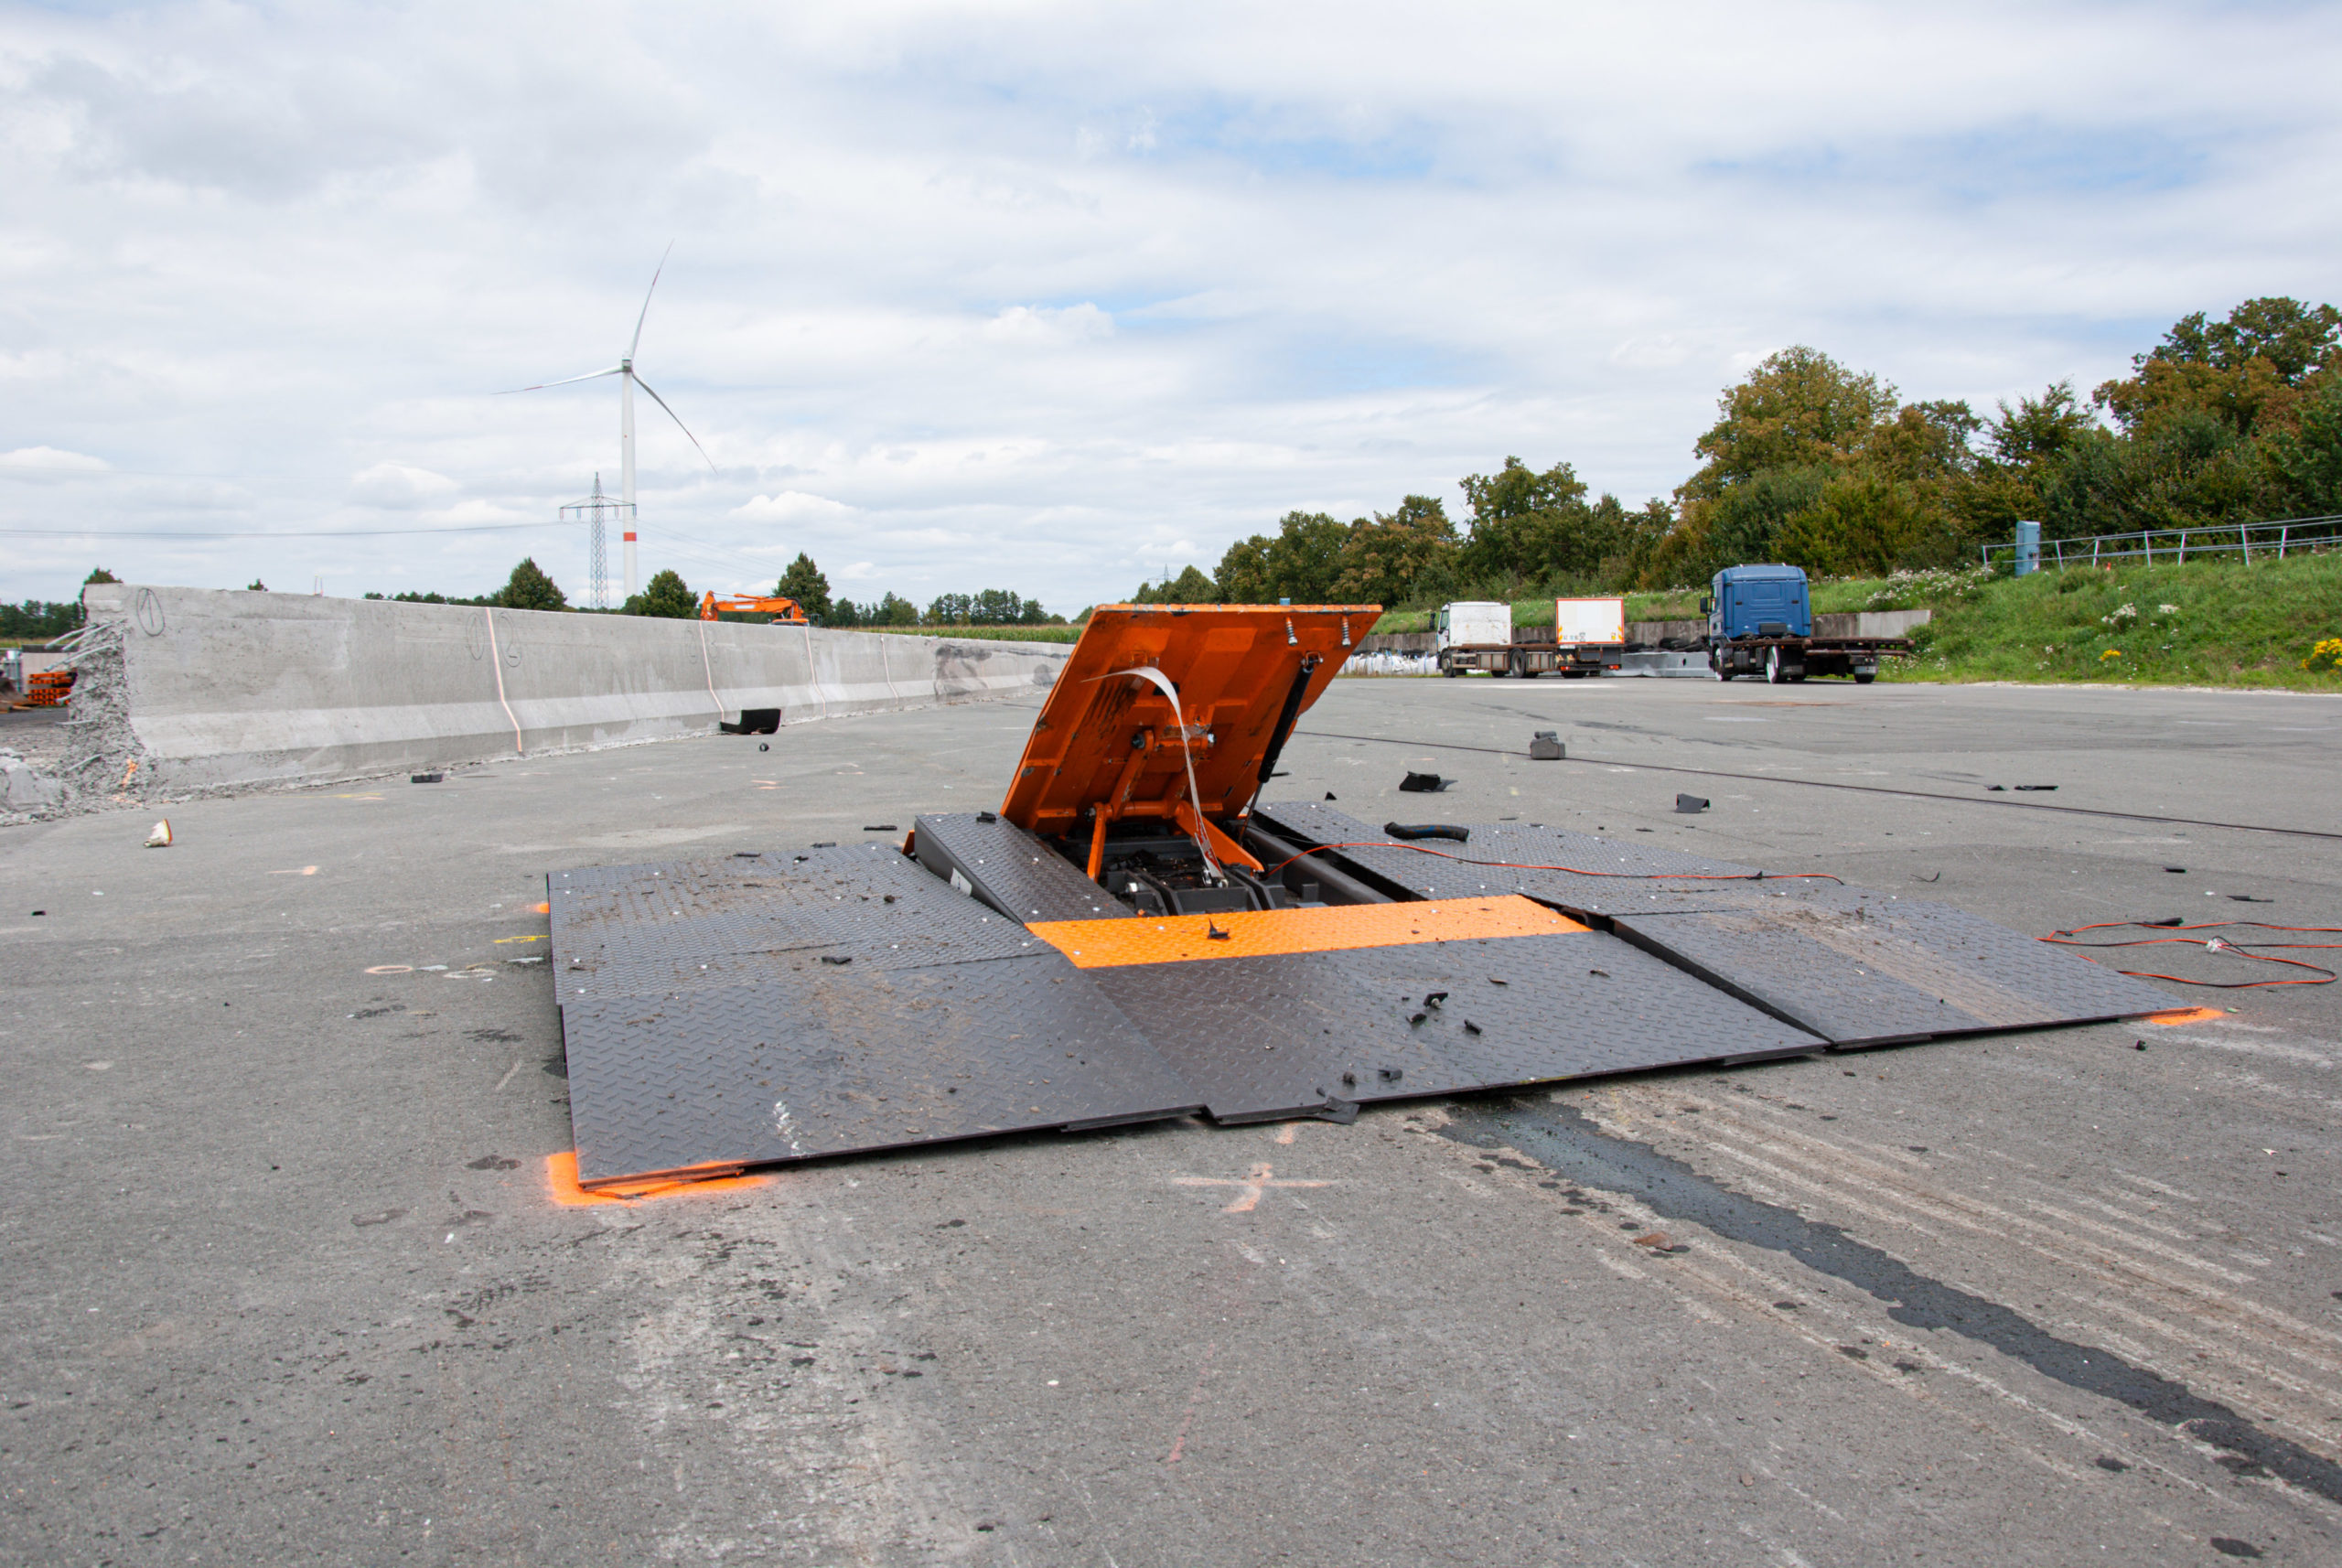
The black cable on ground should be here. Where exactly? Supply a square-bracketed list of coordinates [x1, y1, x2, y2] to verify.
[1294, 729, 2342, 843]
[1258, 838, 1843, 887]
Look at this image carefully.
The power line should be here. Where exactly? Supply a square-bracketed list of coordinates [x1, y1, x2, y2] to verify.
[0, 520, 579, 540]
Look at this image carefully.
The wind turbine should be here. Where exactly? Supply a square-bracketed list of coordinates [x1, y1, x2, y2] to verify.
[506, 246, 714, 598]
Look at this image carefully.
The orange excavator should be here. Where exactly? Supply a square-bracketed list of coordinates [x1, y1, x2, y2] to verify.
[698, 591, 809, 624]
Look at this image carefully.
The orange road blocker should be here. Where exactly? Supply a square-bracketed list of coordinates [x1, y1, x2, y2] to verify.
[545, 604, 2188, 1187]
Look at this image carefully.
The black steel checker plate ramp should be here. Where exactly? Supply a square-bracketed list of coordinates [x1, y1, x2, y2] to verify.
[912, 811, 1133, 923]
[1253, 800, 1798, 918]
[561, 953, 1203, 1185]
[1091, 929, 1822, 1122]
[1610, 898, 2178, 1047]
[549, 844, 1040, 981]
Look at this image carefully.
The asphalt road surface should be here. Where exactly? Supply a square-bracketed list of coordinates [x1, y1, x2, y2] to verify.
[5, 675, 2339, 1566]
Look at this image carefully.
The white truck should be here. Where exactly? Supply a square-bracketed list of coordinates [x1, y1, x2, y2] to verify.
[1548, 596, 1627, 677]
[1434, 601, 1514, 676]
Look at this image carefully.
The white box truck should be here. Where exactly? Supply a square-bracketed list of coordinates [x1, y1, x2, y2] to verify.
[1552, 596, 1627, 676]
[1434, 602, 1513, 676]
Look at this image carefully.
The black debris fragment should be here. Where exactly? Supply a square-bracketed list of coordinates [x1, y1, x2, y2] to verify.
[2014, 785, 2058, 791]
[820, 955, 853, 966]
[2165, 866, 2186, 874]
[1423, 991, 1448, 1008]
[410, 773, 444, 784]
[1530, 731, 1565, 761]
[1676, 793, 1709, 813]
[1462, 1021, 1482, 1036]
[1385, 822, 1470, 842]
[1325, 791, 1338, 801]
[1398, 771, 1445, 793]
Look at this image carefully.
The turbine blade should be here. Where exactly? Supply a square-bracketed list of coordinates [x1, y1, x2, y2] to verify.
[498, 365, 623, 393]
[628, 241, 675, 360]
[631, 374, 716, 470]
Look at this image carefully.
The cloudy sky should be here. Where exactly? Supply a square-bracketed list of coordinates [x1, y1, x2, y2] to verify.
[4, 2, 2337, 613]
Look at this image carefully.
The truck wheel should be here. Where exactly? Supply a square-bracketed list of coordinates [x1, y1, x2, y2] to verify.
[1766, 646, 1784, 684]
[1442, 664, 1458, 678]
[1853, 671, 1875, 685]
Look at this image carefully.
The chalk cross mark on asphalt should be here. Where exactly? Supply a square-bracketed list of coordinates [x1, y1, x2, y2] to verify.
[1173, 1161, 1328, 1213]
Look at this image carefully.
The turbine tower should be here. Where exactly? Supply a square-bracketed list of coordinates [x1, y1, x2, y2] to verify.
[506, 246, 714, 597]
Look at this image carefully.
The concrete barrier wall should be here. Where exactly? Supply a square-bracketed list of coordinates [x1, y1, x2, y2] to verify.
[81, 585, 1069, 789]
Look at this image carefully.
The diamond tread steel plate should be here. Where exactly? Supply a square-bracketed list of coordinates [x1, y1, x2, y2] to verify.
[1094, 929, 1822, 1122]
[1253, 800, 1796, 918]
[911, 811, 1133, 923]
[550, 844, 1040, 983]
[1612, 897, 2179, 1047]
[562, 953, 1203, 1185]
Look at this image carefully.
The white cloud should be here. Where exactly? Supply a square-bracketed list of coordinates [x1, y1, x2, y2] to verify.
[729, 489, 857, 523]
[0, 445, 111, 478]
[0, 2, 2335, 609]
[978, 303, 1114, 347]
[347, 461, 458, 509]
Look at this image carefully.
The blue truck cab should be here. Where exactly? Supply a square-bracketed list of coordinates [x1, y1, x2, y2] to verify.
[1702, 564, 1886, 682]
[1707, 564, 1811, 641]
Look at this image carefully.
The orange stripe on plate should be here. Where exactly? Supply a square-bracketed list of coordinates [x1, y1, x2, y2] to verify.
[544, 1149, 771, 1205]
[1027, 895, 1585, 969]
[2142, 1006, 2226, 1026]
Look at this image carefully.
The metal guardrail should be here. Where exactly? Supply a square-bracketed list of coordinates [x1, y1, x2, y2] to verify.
[1981, 514, 2342, 570]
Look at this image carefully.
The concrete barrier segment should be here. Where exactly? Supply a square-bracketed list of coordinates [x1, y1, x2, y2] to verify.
[76, 584, 1069, 791]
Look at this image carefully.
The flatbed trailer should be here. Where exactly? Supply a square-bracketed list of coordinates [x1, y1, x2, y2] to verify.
[1709, 634, 1912, 683]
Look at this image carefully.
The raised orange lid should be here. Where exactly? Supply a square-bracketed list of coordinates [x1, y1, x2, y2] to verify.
[998, 604, 1374, 837]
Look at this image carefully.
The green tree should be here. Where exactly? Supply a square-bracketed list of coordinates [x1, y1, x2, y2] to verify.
[1456, 456, 1598, 582]
[496, 556, 568, 612]
[2266, 372, 2342, 515]
[1329, 495, 1457, 607]
[878, 592, 920, 626]
[2096, 297, 2342, 438]
[1213, 510, 1350, 602]
[1774, 473, 1927, 576]
[828, 598, 864, 628]
[246, 579, 267, 591]
[1682, 347, 1897, 499]
[1132, 565, 1217, 605]
[774, 553, 832, 619]
[972, 588, 1025, 623]
[84, 566, 119, 585]
[622, 568, 696, 618]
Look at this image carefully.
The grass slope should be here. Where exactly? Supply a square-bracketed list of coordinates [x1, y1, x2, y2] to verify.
[1895, 553, 2342, 690]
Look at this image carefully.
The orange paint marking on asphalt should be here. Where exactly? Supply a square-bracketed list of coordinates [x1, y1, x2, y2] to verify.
[543, 1150, 770, 1207]
[1164, 1339, 1219, 1466]
[1273, 1124, 1298, 1145]
[2143, 1007, 2227, 1026]
[1172, 1161, 1328, 1214]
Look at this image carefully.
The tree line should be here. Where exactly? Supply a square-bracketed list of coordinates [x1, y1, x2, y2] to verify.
[1130, 295, 2342, 607]
[357, 553, 1066, 628]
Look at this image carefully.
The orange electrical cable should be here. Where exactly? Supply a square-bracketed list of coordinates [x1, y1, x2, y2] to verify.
[2039, 920, 2341, 988]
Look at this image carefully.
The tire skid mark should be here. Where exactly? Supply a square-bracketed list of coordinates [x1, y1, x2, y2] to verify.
[1435, 1095, 2342, 1513]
